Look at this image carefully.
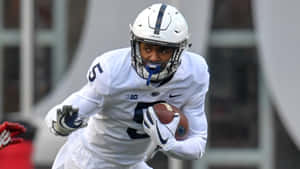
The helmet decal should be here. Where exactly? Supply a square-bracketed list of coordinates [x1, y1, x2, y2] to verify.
[154, 4, 167, 35]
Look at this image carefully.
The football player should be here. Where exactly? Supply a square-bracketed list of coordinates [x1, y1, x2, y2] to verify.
[45, 3, 209, 169]
[0, 121, 26, 150]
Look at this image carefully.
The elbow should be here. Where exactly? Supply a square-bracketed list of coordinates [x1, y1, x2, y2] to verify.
[189, 150, 204, 160]
[196, 150, 205, 160]
[194, 137, 206, 160]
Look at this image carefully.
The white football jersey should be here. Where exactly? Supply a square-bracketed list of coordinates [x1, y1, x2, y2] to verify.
[47, 47, 209, 167]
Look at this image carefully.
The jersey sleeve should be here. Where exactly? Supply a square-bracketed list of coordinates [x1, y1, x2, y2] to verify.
[166, 59, 210, 160]
[86, 55, 112, 95]
[45, 54, 113, 132]
[44, 84, 104, 132]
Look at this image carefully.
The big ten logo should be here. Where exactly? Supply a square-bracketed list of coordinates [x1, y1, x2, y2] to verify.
[126, 94, 138, 100]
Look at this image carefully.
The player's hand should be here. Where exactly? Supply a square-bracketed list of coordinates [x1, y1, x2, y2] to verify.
[51, 105, 87, 136]
[0, 122, 26, 149]
[143, 106, 180, 151]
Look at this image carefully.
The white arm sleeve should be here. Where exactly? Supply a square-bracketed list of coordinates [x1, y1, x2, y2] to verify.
[45, 83, 104, 130]
[165, 90, 208, 160]
[165, 112, 207, 160]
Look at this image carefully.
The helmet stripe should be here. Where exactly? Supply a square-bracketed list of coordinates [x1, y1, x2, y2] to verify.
[154, 4, 167, 35]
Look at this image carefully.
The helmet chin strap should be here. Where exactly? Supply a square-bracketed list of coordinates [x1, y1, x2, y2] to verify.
[145, 63, 161, 86]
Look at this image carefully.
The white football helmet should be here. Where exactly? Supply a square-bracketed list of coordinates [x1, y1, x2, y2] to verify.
[130, 3, 189, 85]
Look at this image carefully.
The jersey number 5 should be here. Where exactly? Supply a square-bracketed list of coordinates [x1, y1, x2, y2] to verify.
[127, 101, 165, 139]
[88, 63, 103, 82]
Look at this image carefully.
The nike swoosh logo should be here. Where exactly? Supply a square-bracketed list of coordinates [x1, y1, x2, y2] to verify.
[146, 110, 154, 125]
[169, 94, 182, 98]
[156, 123, 168, 144]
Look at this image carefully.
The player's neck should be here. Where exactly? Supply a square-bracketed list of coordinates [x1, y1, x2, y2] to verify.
[149, 73, 174, 88]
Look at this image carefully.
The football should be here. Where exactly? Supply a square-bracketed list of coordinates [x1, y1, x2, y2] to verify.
[152, 102, 189, 140]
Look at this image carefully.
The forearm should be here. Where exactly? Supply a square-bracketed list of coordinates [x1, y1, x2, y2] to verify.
[45, 84, 102, 132]
[61, 92, 100, 118]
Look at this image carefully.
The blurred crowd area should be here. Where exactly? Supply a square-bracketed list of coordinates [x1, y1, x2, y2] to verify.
[0, 0, 299, 169]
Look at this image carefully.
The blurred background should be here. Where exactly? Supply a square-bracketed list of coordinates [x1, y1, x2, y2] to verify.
[0, 0, 299, 169]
